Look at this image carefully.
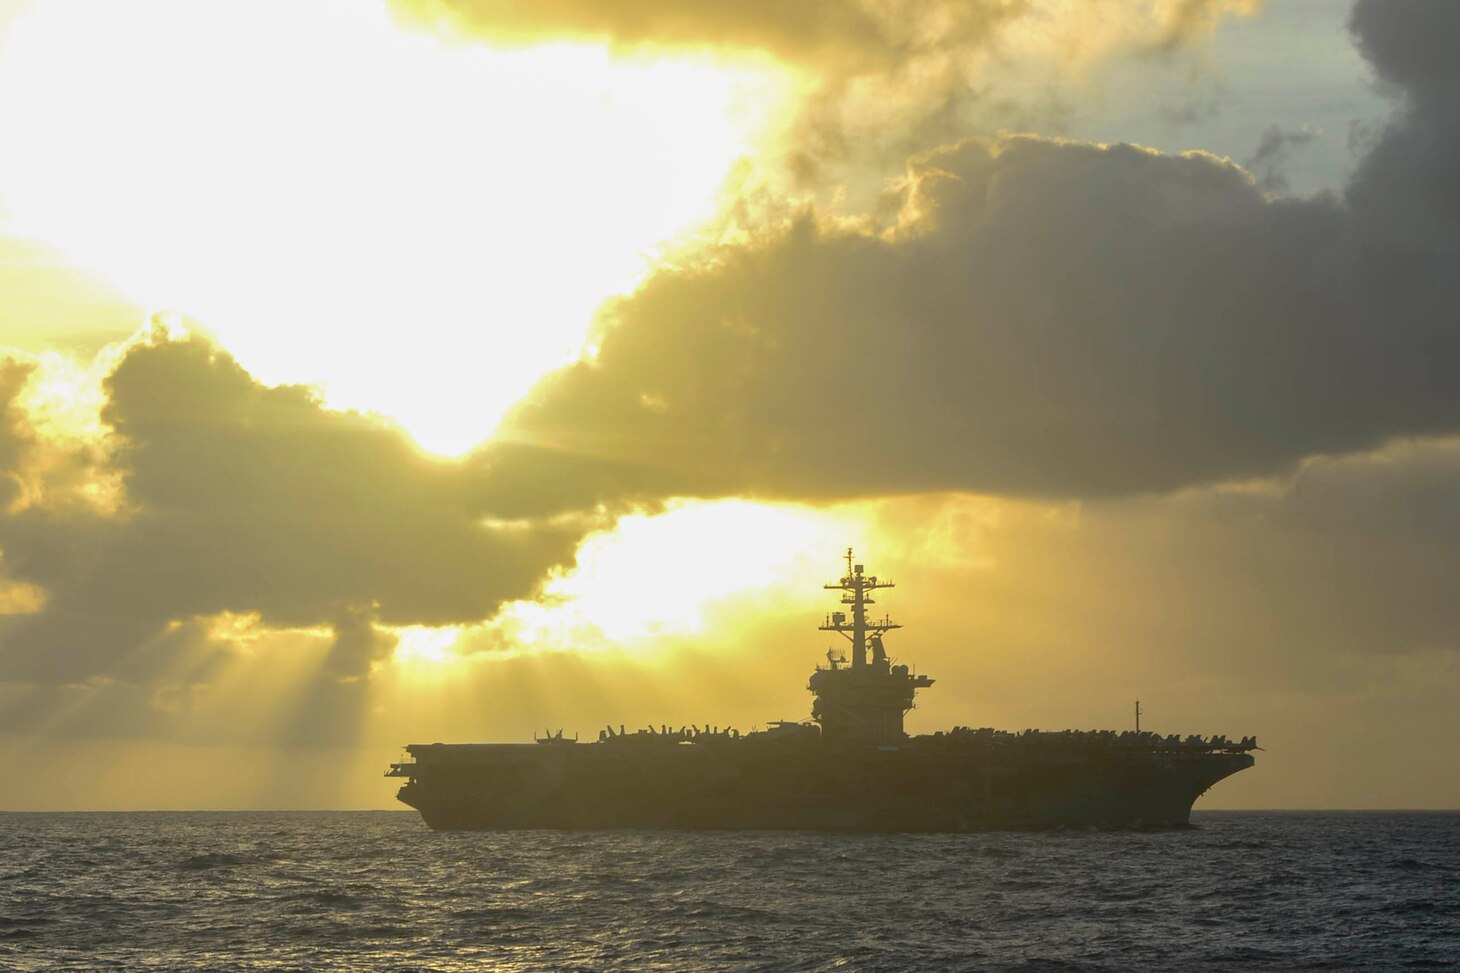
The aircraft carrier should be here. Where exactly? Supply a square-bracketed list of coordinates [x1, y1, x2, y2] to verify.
[387, 551, 1256, 830]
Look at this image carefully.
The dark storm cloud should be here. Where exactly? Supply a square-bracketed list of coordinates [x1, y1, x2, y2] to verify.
[490, 0, 1460, 506]
[1348, 0, 1460, 93]
[1346, 0, 1460, 229]
[0, 330, 594, 684]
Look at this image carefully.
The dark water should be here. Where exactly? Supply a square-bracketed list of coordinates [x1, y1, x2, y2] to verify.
[1, 811, 1456, 972]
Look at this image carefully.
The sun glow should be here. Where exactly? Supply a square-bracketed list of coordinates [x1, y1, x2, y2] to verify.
[432, 500, 875, 662]
[370, 498, 977, 668]
[13, 348, 115, 444]
[0, 0, 792, 454]
[392, 625, 463, 667]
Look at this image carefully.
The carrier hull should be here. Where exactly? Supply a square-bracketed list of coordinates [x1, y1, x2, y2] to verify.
[392, 739, 1253, 832]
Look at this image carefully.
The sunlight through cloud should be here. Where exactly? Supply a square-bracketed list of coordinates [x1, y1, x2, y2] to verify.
[0, 0, 791, 454]
[457, 500, 876, 657]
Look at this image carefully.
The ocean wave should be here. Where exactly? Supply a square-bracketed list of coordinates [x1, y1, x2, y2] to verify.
[176, 852, 254, 871]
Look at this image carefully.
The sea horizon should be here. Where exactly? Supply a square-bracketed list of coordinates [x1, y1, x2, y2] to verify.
[7, 806, 1460, 815]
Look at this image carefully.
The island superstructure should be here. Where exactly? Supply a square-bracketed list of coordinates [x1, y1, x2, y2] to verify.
[387, 551, 1256, 830]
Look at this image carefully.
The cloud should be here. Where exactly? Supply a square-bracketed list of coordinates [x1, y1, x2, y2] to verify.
[1348, 0, 1460, 94]
[489, 0, 1460, 507]
[397, 0, 1261, 71]
[1244, 124, 1317, 194]
[0, 328, 597, 684]
[392, 0, 1021, 202]
[5, 0, 1458, 721]
[492, 148, 1440, 501]
[395, 0, 1262, 206]
[394, 0, 1011, 71]
[1346, 0, 1460, 233]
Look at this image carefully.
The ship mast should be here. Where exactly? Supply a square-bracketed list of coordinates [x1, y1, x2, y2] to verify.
[809, 550, 931, 745]
[819, 548, 901, 668]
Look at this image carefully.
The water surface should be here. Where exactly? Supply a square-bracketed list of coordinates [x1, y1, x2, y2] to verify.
[2, 810, 1455, 971]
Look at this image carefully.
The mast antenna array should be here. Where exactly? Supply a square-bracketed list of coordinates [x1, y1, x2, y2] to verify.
[819, 547, 901, 668]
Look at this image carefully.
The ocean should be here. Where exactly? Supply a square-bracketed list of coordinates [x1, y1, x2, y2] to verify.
[1, 811, 1455, 971]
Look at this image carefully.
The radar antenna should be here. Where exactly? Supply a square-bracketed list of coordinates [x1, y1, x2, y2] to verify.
[819, 547, 901, 668]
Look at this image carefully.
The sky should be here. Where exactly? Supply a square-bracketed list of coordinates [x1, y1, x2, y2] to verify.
[0, 0, 1456, 811]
